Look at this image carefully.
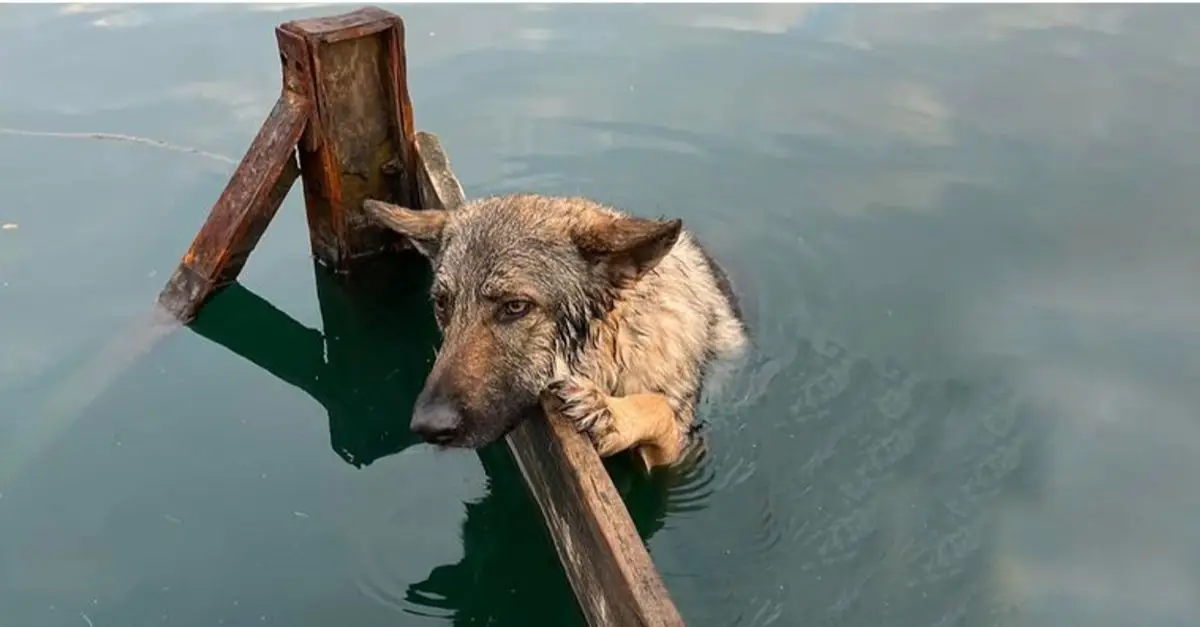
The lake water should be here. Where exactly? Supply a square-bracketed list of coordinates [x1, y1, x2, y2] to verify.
[3, 4, 1200, 627]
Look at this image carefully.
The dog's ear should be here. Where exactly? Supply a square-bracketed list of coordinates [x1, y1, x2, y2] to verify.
[573, 214, 682, 283]
[364, 200, 447, 258]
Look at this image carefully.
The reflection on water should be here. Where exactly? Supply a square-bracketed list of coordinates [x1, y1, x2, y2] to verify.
[193, 260, 588, 624]
[191, 258, 437, 469]
[2, 4, 1200, 627]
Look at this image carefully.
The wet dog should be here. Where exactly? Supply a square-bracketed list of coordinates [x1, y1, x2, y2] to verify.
[371, 194, 748, 468]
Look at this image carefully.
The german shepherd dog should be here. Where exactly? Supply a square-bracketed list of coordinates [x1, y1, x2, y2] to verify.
[372, 194, 748, 468]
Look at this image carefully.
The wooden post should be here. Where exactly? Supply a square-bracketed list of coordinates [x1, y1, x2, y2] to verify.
[158, 6, 420, 321]
[277, 7, 420, 270]
[150, 7, 687, 625]
[367, 134, 687, 627]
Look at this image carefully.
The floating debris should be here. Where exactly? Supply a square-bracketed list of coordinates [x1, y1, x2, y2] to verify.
[1, 223, 17, 230]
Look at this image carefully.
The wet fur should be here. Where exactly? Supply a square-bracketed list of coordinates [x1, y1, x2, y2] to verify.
[384, 194, 748, 468]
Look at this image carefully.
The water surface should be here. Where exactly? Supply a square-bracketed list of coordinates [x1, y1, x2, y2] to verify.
[2, 4, 1199, 627]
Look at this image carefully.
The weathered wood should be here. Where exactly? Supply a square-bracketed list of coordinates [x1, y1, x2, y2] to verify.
[413, 132, 466, 211]
[278, 7, 420, 270]
[156, 94, 304, 322]
[157, 6, 422, 320]
[508, 419, 686, 627]
[363, 132, 464, 217]
[366, 134, 687, 627]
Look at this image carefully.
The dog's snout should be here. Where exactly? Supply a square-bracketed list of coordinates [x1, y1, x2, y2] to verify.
[411, 394, 463, 445]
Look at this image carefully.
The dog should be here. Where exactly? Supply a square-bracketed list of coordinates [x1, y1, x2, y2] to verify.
[370, 193, 748, 468]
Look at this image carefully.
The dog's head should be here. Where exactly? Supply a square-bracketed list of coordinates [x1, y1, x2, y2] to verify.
[380, 195, 681, 449]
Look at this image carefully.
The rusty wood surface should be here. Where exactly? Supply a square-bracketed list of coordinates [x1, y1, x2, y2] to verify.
[367, 134, 687, 627]
[278, 6, 419, 270]
[156, 94, 305, 322]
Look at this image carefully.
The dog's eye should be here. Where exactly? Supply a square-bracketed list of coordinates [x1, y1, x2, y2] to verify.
[498, 299, 532, 322]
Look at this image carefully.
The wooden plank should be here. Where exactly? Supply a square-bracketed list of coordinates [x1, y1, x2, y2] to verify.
[278, 7, 420, 271]
[367, 133, 687, 627]
[156, 94, 305, 323]
[413, 132, 466, 211]
[508, 418, 686, 627]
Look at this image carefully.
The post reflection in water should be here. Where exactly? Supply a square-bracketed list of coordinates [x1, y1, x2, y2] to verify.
[190, 255, 436, 469]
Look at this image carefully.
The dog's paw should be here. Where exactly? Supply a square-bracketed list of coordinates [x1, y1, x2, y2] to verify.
[541, 375, 613, 439]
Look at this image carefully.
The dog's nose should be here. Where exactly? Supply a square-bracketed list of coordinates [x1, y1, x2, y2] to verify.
[410, 397, 463, 445]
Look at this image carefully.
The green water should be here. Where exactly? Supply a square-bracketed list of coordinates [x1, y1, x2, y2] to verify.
[3, 4, 1200, 626]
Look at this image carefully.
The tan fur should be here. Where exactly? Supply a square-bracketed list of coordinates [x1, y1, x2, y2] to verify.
[454, 323, 497, 395]
[541, 377, 682, 469]
[534, 199, 747, 467]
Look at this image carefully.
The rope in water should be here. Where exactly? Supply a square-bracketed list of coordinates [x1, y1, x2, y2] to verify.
[0, 127, 237, 166]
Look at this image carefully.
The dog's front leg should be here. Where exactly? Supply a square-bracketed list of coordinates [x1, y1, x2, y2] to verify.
[541, 376, 683, 468]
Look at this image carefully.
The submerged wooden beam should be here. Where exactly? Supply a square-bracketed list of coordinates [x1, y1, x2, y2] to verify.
[367, 134, 687, 627]
[278, 6, 419, 271]
[412, 131, 466, 211]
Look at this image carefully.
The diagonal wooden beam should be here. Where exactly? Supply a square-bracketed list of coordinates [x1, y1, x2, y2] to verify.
[156, 94, 305, 322]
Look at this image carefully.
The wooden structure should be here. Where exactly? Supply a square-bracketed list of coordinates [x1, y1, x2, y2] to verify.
[155, 7, 685, 627]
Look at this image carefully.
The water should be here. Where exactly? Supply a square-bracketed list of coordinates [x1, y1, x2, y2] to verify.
[3, 4, 1200, 626]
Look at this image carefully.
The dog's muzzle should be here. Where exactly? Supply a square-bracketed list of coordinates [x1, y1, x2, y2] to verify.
[410, 385, 463, 445]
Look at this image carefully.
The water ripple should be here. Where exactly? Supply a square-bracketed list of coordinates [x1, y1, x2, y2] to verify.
[350, 499, 456, 622]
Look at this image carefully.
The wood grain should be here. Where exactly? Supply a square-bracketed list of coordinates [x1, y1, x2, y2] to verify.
[156, 94, 304, 322]
[278, 7, 419, 270]
[413, 132, 466, 211]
